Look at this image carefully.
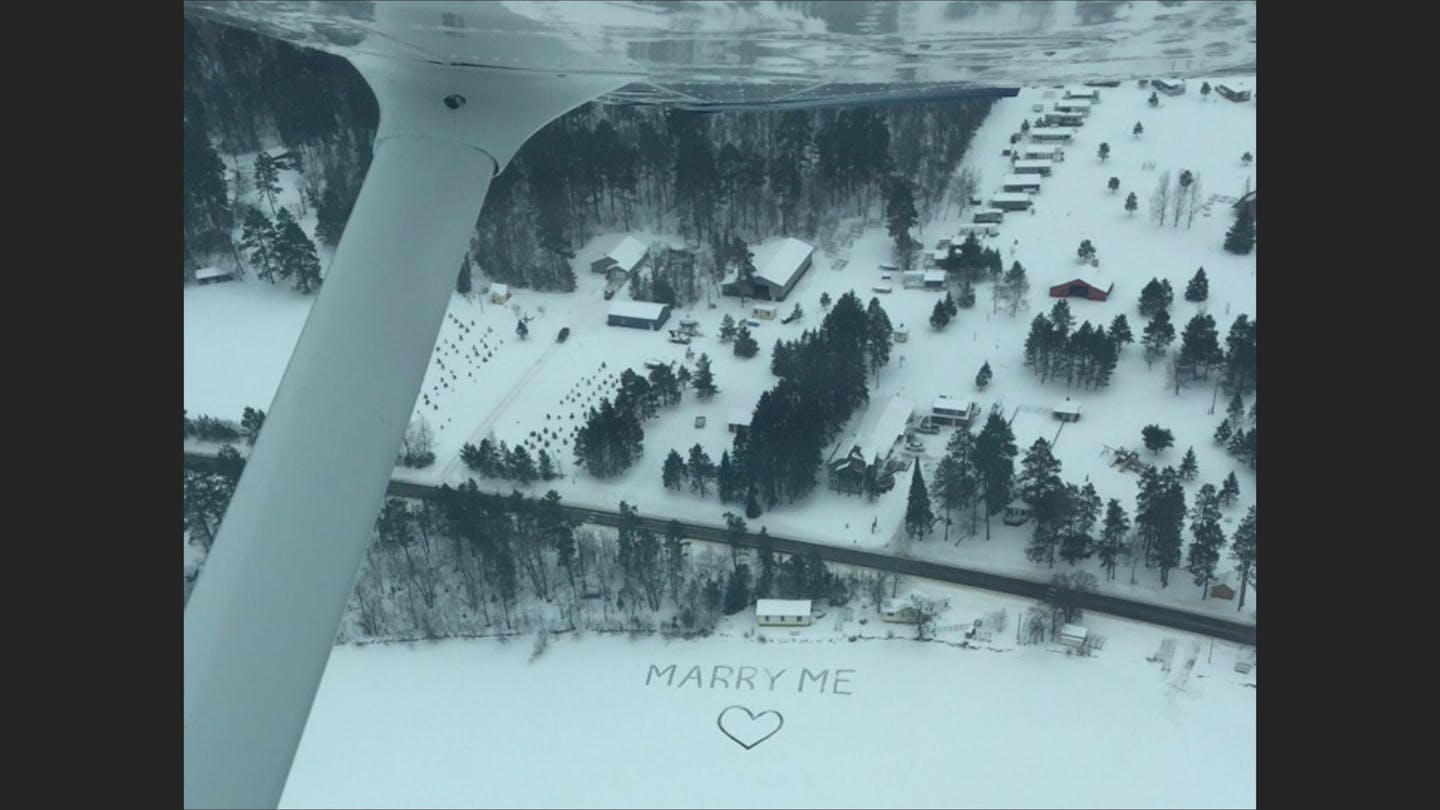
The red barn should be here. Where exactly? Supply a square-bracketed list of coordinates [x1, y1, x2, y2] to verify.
[1049, 272, 1114, 302]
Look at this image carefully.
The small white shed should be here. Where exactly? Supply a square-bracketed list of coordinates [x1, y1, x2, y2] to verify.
[1059, 624, 1089, 649]
[756, 599, 812, 627]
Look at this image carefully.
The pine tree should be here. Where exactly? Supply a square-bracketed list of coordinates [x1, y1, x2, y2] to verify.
[1124, 191, 1139, 215]
[975, 361, 993, 391]
[509, 445, 537, 483]
[538, 448, 556, 480]
[1108, 176, 1120, 193]
[1227, 393, 1246, 425]
[1200, 81, 1211, 99]
[1060, 481, 1101, 566]
[1142, 424, 1175, 455]
[929, 298, 952, 330]
[457, 255, 473, 295]
[516, 319, 529, 340]
[1142, 309, 1175, 369]
[1222, 314, 1258, 395]
[866, 297, 893, 382]
[240, 406, 265, 445]
[1109, 314, 1134, 349]
[958, 280, 976, 308]
[717, 451, 736, 503]
[1214, 419, 1233, 446]
[314, 185, 348, 247]
[1049, 299, 1073, 335]
[1230, 505, 1257, 609]
[1241, 151, 1253, 165]
[719, 314, 737, 344]
[692, 353, 718, 400]
[1185, 267, 1208, 302]
[998, 261, 1030, 317]
[1019, 438, 1066, 566]
[1139, 277, 1173, 317]
[944, 291, 958, 317]
[1133, 121, 1144, 137]
[253, 152, 281, 215]
[1178, 447, 1199, 482]
[733, 325, 759, 358]
[1076, 239, 1097, 263]
[1148, 91, 1159, 107]
[688, 444, 714, 495]
[240, 207, 278, 283]
[722, 563, 753, 615]
[1219, 471, 1241, 507]
[975, 413, 1018, 540]
[662, 449, 687, 491]
[1177, 313, 1223, 380]
[273, 208, 324, 294]
[1098, 143, 1110, 161]
[820, 291, 832, 309]
[745, 488, 762, 519]
[905, 463, 935, 541]
[1187, 518, 1225, 598]
[1098, 499, 1130, 580]
[1224, 206, 1256, 254]
[884, 174, 919, 270]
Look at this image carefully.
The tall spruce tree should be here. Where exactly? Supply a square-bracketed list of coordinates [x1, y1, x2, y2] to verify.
[905, 463, 935, 541]
[1224, 205, 1256, 254]
[1178, 447, 1199, 482]
[1124, 191, 1139, 215]
[687, 444, 714, 496]
[1185, 267, 1208, 302]
[1142, 309, 1175, 369]
[1230, 505, 1257, 609]
[1219, 471, 1241, 507]
[662, 449, 686, 491]
[1108, 314, 1134, 349]
[1098, 499, 1130, 580]
[692, 353, 718, 400]
[866, 297, 894, 383]
[1139, 277, 1173, 317]
[975, 361, 993, 390]
[457, 255, 473, 295]
[1019, 438, 1066, 567]
[1142, 424, 1175, 455]
[975, 413, 1018, 540]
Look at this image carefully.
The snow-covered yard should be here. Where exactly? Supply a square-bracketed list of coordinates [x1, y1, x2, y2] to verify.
[281, 576, 1255, 808]
[185, 78, 1256, 620]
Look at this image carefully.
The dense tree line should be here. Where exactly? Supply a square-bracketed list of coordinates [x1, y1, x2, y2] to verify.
[736, 291, 881, 511]
[186, 17, 992, 290]
[185, 478, 854, 639]
[1022, 301, 1119, 389]
[183, 17, 377, 275]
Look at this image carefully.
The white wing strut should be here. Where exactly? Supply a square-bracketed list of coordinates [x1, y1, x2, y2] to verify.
[183, 61, 627, 809]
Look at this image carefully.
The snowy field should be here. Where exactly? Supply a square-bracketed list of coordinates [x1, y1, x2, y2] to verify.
[185, 78, 1256, 617]
[281, 577, 1256, 809]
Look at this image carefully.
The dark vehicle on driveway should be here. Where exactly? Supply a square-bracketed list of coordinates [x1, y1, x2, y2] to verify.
[557, 327, 570, 343]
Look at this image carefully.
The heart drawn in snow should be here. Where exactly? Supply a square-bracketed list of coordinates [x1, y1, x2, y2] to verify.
[716, 705, 784, 750]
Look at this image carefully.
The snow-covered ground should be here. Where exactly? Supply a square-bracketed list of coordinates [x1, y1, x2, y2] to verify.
[185, 79, 1256, 618]
[281, 575, 1256, 808]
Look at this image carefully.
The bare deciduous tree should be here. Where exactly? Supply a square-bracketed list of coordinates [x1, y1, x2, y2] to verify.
[1150, 170, 1171, 225]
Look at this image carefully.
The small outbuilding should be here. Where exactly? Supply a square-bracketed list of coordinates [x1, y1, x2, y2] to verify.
[607, 300, 671, 330]
[590, 235, 649, 275]
[923, 270, 947, 290]
[991, 192, 1034, 211]
[1043, 110, 1085, 127]
[1002, 176, 1043, 193]
[1210, 583, 1236, 600]
[721, 236, 815, 301]
[972, 208, 1005, 224]
[1029, 127, 1076, 143]
[1152, 78, 1186, 96]
[1053, 398, 1082, 423]
[1049, 272, 1113, 302]
[931, 396, 979, 427]
[1216, 83, 1251, 103]
[193, 266, 236, 286]
[756, 599, 812, 627]
[1011, 159, 1054, 176]
[1064, 88, 1100, 101]
[753, 303, 780, 320]
[490, 283, 511, 304]
[1058, 624, 1089, 649]
[881, 598, 922, 624]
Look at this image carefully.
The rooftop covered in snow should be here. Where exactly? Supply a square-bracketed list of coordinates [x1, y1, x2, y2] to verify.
[755, 599, 811, 616]
[604, 236, 649, 273]
[607, 300, 668, 320]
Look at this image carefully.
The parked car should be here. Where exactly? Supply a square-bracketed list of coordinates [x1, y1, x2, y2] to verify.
[915, 417, 940, 435]
[743, 319, 762, 328]
[556, 327, 570, 343]
[694, 416, 706, 429]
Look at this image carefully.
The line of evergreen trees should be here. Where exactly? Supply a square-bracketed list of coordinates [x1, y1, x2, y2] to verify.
[460, 438, 559, 484]
[1022, 300, 1122, 388]
[185, 475, 856, 638]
